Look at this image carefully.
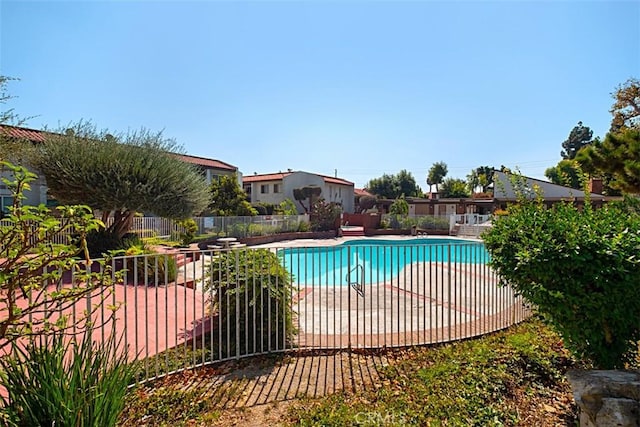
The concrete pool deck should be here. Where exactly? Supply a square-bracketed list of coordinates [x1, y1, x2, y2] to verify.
[2, 236, 524, 368]
[249, 236, 525, 349]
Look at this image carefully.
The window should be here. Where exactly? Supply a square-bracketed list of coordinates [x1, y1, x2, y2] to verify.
[260, 184, 269, 194]
[1, 196, 14, 215]
[273, 184, 281, 193]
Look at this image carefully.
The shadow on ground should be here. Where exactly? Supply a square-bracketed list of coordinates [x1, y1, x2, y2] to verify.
[139, 350, 390, 410]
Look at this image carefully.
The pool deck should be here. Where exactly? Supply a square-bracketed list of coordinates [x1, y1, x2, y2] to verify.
[248, 236, 522, 349]
[2, 236, 524, 365]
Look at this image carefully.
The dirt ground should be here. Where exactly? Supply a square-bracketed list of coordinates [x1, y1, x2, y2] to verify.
[135, 350, 390, 426]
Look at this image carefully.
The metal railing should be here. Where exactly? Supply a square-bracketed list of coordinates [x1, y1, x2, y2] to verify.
[0, 214, 309, 245]
[381, 214, 451, 231]
[3, 241, 530, 382]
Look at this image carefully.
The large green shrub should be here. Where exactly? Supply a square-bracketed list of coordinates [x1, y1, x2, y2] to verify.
[483, 196, 640, 369]
[205, 249, 295, 358]
[0, 324, 136, 427]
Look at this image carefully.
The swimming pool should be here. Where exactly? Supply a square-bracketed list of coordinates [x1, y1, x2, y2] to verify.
[279, 238, 489, 286]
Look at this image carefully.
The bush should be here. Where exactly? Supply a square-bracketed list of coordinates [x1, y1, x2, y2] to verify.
[205, 249, 295, 357]
[176, 218, 198, 246]
[297, 220, 310, 232]
[0, 324, 136, 427]
[124, 247, 178, 285]
[389, 198, 409, 215]
[309, 198, 341, 232]
[483, 197, 640, 369]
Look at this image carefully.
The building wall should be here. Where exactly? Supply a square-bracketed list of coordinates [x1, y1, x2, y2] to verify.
[282, 172, 324, 213]
[250, 179, 286, 205]
[1, 166, 48, 214]
[244, 172, 355, 214]
[284, 172, 355, 214]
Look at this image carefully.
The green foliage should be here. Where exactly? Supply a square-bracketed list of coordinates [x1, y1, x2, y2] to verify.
[277, 198, 298, 215]
[365, 169, 421, 199]
[610, 77, 640, 133]
[561, 121, 594, 160]
[0, 161, 117, 346]
[544, 159, 586, 190]
[0, 325, 136, 427]
[286, 319, 578, 426]
[176, 218, 198, 246]
[467, 166, 495, 194]
[210, 174, 257, 216]
[205, 249, 295, 357]
[427, 161, 448, 193]
[389, 197, 409, 215]
[439, 177, 470, 198]
[123, 248, 178, 286]
[297, 220, 311, 232]
[578, 128, 640, 194]
[483, 194, 640, 368]
[29, 122, 210, 240]
[384, 214, 449, 231]
[309, 198, 341, 232]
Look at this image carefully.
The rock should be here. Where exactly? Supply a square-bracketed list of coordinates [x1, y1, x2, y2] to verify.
[568, 370, 640, 426]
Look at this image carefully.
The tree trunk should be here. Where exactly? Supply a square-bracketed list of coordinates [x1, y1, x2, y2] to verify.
[107, 210, 135, 239]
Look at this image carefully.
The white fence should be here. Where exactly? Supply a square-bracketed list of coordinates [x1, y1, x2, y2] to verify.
[0, 214, 309, 245]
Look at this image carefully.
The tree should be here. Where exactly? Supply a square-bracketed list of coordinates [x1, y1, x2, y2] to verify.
[439, 178, 470, 198]
[610, 77, 640, 132]
[544, 159, 585, 189]
[365, 170, 422, 199]
[389, 197, 409, 215]
[365, 174, 396, 199]
[0, 76, 30, 127]
[466, 166, 494, 193]
[483, 188, 640, 369]
[210, 174, 257, 216]
[293, 185, 322, 213]
[29, 122, 210, 240]
[0, 76, 34, 161]
[577, 128, 640, 194]
[561, 121, 593, 160]
[427, 161, 448, 193]
[0, 162, 118, 348]
[395, 169, 422, 198]
[356, 194, 377, 213]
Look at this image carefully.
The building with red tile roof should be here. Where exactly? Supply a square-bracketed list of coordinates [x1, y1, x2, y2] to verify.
[243, 170, 355, 213]
[0, 124, 238, 211]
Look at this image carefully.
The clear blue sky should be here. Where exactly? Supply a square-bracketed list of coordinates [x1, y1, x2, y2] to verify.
[1, 1, 638, 189]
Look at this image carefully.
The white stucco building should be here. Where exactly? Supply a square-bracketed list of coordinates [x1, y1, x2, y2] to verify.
[243, 171, 355, 214]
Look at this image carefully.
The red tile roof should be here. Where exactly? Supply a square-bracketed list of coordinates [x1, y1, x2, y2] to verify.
[355, 188, 373, 196]
[243, 171, 353, 186]
[0, 124, 47, 142]
[0, 125, 236, 171]
[173, 154, 237, 171]
[323, 175, 353, 186]
[243, 173, 290, 183]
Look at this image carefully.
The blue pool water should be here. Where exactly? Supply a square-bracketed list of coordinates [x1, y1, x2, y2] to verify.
[278, 238, 488, 286]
